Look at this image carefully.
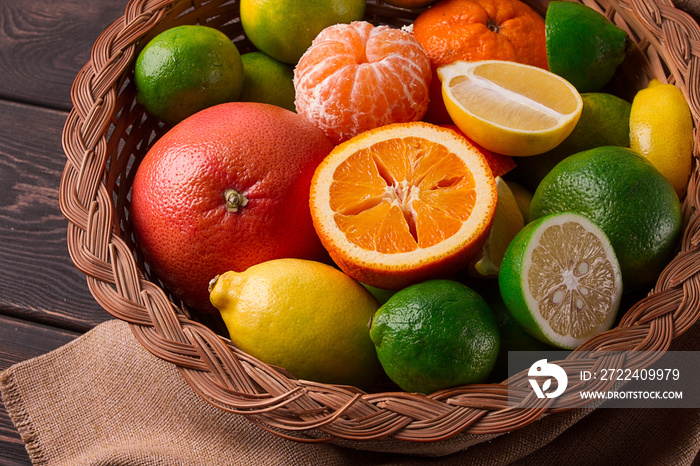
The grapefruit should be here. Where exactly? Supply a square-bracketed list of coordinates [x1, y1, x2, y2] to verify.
[131, 102, 334, 313]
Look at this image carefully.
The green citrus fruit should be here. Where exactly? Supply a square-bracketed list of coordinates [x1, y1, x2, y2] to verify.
[529, 146, 682, 291]
[240, 0, 366, 64]
[209, 258, 382, 389]
[545, 1, 630, 93]
[369, 279, 500, 394]
[134, 25, 244, 125]
[515, 92, 631, 191]
[361, 283, 398, 306]
[472, 278, 554, 381]
[239, 52, 296, 112]
[499, 212, 623, 349]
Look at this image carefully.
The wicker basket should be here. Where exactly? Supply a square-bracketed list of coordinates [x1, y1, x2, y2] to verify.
[60, 0, 700, 443]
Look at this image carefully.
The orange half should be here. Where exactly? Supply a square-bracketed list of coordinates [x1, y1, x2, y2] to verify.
[310, 122, 498, 289]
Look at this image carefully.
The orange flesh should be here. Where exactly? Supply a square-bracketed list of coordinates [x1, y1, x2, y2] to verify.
[329, 137, 476, 253]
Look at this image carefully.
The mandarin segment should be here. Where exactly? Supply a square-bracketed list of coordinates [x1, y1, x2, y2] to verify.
[412, 201, 467, 248]
[334, 201, 419, 253]
[294, 21, 431, 144]
[329, 150, 388, 214]
[417, 186, 475, 222]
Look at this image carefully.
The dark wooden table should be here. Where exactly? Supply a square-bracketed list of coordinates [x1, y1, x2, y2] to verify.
[0, 1, 129, 463]
[2, 1, 700, 465]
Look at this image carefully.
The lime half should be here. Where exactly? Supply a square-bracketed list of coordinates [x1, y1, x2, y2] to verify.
[499, 212, 622, 349]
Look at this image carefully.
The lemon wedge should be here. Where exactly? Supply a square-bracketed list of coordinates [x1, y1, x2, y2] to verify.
[438, 60, 583, 156]
[473, 176, 525, 277]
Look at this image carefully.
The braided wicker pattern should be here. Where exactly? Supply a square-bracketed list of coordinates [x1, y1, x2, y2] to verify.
[60, 0, 700, 442]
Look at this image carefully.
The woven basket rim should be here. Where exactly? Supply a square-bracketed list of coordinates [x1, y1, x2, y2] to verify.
[60, 0, 700, 443]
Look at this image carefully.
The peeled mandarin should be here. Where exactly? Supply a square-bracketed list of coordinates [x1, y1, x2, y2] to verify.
[294, 21, 432, 144]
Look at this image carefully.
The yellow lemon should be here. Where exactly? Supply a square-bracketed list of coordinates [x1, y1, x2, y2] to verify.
[506, 180, 533, 223]
[240, 0, 366, 64]
[472, 177, 525, 277]
[208, 258, 382, 389]
[630, 79, 694, 199]
[438, 60, 583, 156]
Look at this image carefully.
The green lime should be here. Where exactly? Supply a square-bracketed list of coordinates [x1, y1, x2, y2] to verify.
[239, 52, 296, 112]
[515, 92, 631, 191]
[369, 279, 500, 394]
[134, 25, 244, 125]
[240, 0, 366, 65]
[469, 278, 554, 382]
[499, 212, 623, 350]
[361, 283, 398, 306]
[545, 1, 630, 93]
[529, 146, 682, 291]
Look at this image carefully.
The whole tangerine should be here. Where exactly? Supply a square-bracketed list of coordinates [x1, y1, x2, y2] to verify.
[412, 0, 548, 123]
[130, 102, 334, 314]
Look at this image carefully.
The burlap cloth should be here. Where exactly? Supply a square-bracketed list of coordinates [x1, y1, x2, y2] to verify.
[0, 314, 698, 465]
